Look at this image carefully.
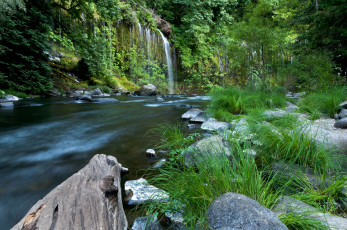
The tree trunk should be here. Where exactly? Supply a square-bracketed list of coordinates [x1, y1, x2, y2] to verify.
[11, 154, 128, 230]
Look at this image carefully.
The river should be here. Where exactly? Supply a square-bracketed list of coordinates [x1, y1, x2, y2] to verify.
[0, 95, 209, 229]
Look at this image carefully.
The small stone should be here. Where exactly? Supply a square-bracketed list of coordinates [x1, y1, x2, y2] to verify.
[155, 97, 164, 102]
[76, 95, 93, 102]
[334, 114, 339, 120]
[187, 124, 195, 129]
[190, 111, 209, 123]
[146, 149, 156, 158]
[242, 149, 257, 158]
[152, 159, 166, 169]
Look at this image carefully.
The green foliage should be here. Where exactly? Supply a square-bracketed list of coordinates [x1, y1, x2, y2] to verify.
[148, 122, 199, 152]
[207, 86, 286, 121]
[299, 87, 346, 119]
[279, 212, 329, 230]
[0, 0, 53, 93]
[146, 147, 282, 227]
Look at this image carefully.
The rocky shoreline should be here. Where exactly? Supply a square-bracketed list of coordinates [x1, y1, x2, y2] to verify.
[8, 90, 347, 229]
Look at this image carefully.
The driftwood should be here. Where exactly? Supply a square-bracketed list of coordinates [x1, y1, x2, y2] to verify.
[11, 154, 128, 230]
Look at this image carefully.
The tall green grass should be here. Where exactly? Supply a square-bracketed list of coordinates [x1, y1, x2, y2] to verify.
[207, 87, 287, 122]
[145, 144, 285, 227]
[279, 212, 329, 230]
[299, 87, 346, 119]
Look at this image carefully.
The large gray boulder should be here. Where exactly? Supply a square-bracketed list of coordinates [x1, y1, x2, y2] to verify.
[201, 118, 231, 131]
[301, 118, 347, 151]
[124, 178, 169, 205]
[184, 135, 232, 167]
[334, 117, 347, 129]
[181, 108, 203, 120]
[207, 193, 288, 230]
[92, 87, 103, 96]
[264, 109, 287, 119]
[11, 154, 128, 230]
[286, 102, 299, 113]
[134, 84, 157, 96]
[273, 196, 347, 230]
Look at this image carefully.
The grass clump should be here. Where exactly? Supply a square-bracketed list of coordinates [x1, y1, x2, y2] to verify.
[148, 122, 201, 152]
[299, 87, 346, 119]
[146, 144, 284, 227]
[207, 87, 286, 122]
[279, 212, 329, 230]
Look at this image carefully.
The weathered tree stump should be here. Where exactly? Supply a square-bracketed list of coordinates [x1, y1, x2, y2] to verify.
[11, 154, 128, 230]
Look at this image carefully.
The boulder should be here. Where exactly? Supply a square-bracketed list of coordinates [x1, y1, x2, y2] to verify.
[286, 102, 299, 113]
[300, 118, 347, 151]
[0, 102, 14, 108]
[124, 178, 169, 205]
[134, 84, 157, 96]
[94, 98, 119, 103]
[184, 135, 232, 167]
[155, 97, 164, 102]
[334, 118, 347, 129]
[338, 109, 347, 119]
[76, 95, 94, 102]
[190, 111, 210, 123]
[264, 109, 287, 119]
[338, 101, 347, 110]
[5, 94, 19, 101]
[92, 88, 103, 96]
[207, 193, 288, 230]
[11, 154, 128, 230]
[181, 108, 203, 120]
[273, 196, 347, 230]
[201, 118, 231, 132]
[131, 217, 163, 230]
[48, 88, 61, 97]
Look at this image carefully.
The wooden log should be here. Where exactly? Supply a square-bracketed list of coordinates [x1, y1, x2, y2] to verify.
[11, 154, 128, 230]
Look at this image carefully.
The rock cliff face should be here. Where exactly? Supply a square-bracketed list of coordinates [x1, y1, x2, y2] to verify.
[11, 154, 128, 230]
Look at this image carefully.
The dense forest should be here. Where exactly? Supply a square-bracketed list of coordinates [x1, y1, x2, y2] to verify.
[0, 0, 346, 94]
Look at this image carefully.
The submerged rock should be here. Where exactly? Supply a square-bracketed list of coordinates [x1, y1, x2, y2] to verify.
[94, 98, 119, 103]
[124, 178, 169, 205]
[207, 193, 288, 230]
[131, 217, 163, 230]
[155, 97, 164, 102]
[201, 118, 231, 131]
[76, 95, 94, 102]
[273, 196, 347, 230]
[0, 102, 14, 108]
[181, 108, 203, 120]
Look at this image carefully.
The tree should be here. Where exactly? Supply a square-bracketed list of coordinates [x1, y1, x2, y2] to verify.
[0, 0, 53, 93]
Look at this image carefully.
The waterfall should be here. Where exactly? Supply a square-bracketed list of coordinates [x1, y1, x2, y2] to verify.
[159, 31, 174, 94]
[115, 23, 176, 94]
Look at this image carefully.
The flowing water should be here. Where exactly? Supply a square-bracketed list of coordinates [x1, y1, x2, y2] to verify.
[0, 95, 209, 229]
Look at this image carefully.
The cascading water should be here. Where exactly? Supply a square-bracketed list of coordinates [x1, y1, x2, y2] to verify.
[159, 30, 174, 94]
[116, 23, 176, 94]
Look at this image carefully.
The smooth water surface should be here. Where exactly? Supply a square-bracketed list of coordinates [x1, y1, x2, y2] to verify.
[0, 95, 209, 229]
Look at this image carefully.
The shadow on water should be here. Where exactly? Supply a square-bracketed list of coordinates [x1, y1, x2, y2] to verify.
[0, 95, 208, 229]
